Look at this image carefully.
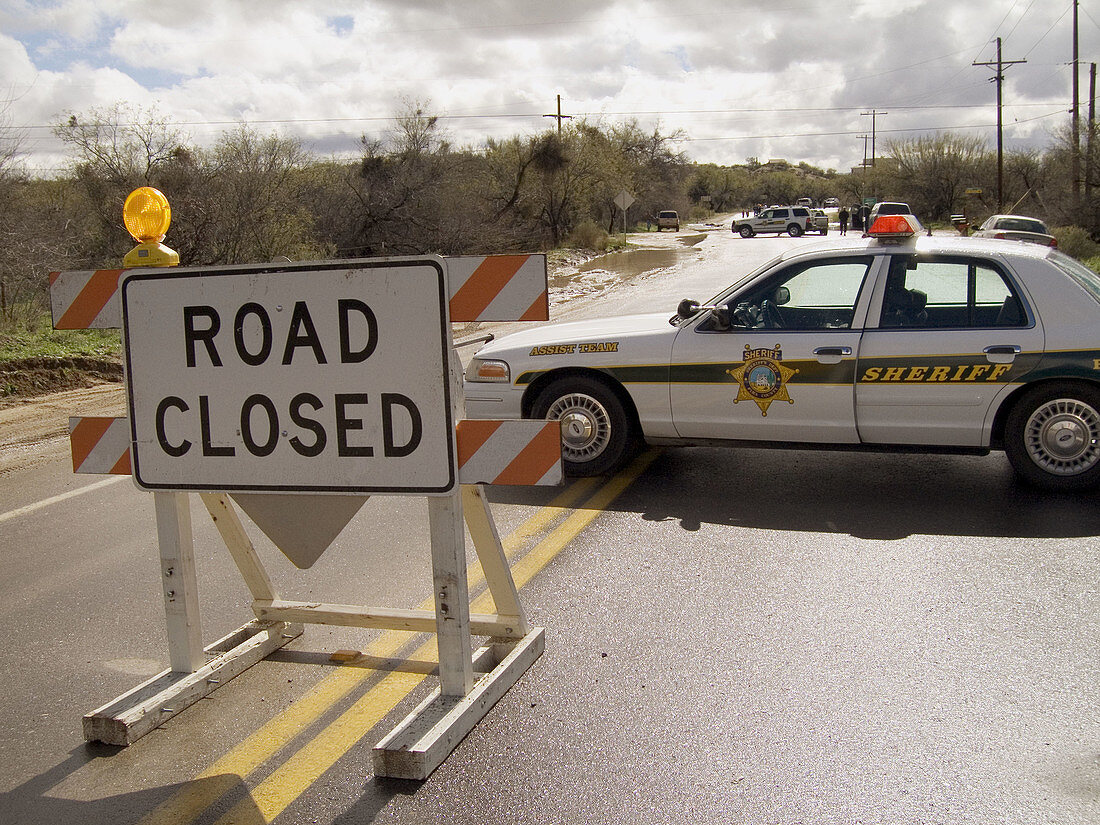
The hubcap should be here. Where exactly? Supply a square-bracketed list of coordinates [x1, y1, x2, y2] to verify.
[545, 393, 611, 460]
[1024, 398, 1100, 476]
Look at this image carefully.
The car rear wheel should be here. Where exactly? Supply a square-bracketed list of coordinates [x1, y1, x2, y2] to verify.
[1004, 383, 1100, 491]
[532, 376, 638, 476]
[787, 223, 803, 237]
[738, 225, 754, 238]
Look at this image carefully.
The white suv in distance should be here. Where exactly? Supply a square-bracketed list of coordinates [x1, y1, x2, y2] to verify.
[733, 206, 814, 238]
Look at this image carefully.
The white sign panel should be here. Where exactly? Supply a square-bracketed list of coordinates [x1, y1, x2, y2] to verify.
[121, 259, 455, 494]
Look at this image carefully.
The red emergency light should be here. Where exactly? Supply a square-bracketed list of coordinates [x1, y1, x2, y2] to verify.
[867, 214, 921, 239]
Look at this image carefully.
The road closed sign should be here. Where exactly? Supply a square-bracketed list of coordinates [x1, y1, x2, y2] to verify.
[121, 258, 456, 494]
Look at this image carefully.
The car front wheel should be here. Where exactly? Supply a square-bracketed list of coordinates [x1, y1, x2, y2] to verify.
[738, 225, 754, 238]
[532, 376, 637, 476]
[787, 223, 803, 237]
[1004, 383, 1100, 491]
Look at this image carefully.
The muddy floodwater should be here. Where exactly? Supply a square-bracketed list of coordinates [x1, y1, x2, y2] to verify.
[549, 232, 707, 310]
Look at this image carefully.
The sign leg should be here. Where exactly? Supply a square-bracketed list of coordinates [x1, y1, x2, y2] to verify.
[462, 484, 527, 633]
[427, 492, 474, 696]
[154, 492, 205, 672]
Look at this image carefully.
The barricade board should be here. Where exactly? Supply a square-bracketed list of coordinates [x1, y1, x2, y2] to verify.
[121, 258, 456, 494]
[50, 254, 547, 328]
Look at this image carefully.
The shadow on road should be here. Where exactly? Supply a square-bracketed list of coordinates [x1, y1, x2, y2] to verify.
[488, 447, 1100, 541]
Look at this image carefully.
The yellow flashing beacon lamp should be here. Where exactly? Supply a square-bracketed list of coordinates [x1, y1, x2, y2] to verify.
[122, 186, 179, 268]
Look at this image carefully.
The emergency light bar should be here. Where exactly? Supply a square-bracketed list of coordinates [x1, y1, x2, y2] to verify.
[867, 214, 922, 239]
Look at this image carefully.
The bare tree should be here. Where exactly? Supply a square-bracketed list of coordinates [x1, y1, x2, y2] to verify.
[888, 133, 992, 221]
[53, 102, 187, 185]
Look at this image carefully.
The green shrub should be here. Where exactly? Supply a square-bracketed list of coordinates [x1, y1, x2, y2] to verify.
[566, 220, 610, 252]
[1084, 256, 1100, 275]
[1052, 226, 1100, 261]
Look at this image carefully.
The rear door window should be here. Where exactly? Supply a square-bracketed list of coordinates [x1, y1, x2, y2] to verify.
[879, 256, 1027, 328]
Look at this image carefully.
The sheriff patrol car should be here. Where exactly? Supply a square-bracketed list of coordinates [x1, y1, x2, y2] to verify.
[464, 215, 1100, 491]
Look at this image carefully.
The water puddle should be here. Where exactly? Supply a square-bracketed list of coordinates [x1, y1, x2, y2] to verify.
[547, 232, 708, 312]
[578, 248, 681, 277]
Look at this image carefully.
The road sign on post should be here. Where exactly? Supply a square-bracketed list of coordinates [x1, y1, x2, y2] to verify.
[121, 258, 455, 494]
[614, 189, 635, 234]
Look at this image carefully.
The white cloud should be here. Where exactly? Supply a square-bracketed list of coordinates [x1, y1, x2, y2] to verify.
[2, 0, 1095, 176]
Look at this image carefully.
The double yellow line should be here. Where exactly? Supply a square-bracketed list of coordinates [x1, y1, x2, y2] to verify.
[140, 450, 657, 825]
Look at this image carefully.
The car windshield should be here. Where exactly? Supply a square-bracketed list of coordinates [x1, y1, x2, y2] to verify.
[1049, 251, 1100, 304]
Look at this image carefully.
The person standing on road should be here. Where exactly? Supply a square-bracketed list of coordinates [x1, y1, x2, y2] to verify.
[838, 207, 849, 235]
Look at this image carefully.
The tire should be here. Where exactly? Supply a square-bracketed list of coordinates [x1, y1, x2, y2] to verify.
[532, 376, 638, 476]
[787, 223, 803, 237]
[1004, 382, 1100, 491]
[738, 225, 754, 238]
[821, 227, 829, 235]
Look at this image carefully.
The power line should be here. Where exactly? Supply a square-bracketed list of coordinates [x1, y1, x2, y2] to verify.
[15, 101, 1072, 133]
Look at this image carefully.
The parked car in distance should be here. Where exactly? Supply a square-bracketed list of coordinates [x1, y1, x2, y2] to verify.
[810, 209, 829, 235]
[823, 197, 840, 208]
[796, 197, 814, 208]
[656, 210, 680, 231]
[733, 206, 814, 237]
[973, 214, 1057, 247]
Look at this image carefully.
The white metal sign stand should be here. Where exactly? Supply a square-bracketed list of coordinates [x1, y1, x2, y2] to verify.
[68, 255, 554, 780]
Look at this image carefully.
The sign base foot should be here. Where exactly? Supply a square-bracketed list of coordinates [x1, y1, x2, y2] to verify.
[372, 627, 545, 780]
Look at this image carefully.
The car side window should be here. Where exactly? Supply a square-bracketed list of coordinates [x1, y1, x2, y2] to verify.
[703, 257, 872, 331]
[879, 256, 1026, 328]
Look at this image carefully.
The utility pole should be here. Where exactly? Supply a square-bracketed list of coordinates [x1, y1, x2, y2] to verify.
[974, 37, 1026, 211]
[1072, 0, 1080, 211]
[543, 94, 573, 135]
[1088, 63, 1096, 229]
[860, 110, 887, 166]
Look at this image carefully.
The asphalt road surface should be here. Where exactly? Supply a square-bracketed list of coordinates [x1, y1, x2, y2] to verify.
[2, 223, 1098, 824]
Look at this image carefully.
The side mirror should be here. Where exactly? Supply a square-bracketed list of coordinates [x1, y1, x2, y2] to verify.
[774, 286, 791, 306]
[676, 298, 700, 320]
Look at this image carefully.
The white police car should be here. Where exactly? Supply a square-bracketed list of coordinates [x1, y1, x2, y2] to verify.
[464, 215, 1100, 491]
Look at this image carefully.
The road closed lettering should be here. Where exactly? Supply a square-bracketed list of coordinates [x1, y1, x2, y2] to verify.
[121, 260, 455, 494]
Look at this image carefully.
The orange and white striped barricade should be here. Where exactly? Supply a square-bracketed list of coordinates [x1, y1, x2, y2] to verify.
[53, 254, 563, 779]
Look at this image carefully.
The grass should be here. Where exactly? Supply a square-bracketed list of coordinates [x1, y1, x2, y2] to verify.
[0, 313, 121, 362]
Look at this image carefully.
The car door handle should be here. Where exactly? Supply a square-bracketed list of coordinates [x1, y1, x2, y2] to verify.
[813, 346, 852, 364]
[983, 344, 1021, 364]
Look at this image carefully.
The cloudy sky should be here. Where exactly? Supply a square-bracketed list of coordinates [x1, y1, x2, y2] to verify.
[2, 0, 1097, 176]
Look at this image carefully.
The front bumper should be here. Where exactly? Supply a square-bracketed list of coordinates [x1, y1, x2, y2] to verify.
[462, 382, 526, 420]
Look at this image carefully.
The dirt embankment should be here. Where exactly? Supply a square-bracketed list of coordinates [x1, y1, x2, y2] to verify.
[1, 356, 124, 408]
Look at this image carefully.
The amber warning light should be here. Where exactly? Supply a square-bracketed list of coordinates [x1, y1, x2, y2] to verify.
[122, 186, 179, 268]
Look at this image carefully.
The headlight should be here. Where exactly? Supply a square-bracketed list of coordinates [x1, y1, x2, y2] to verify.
[465, 358, 511, 383]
